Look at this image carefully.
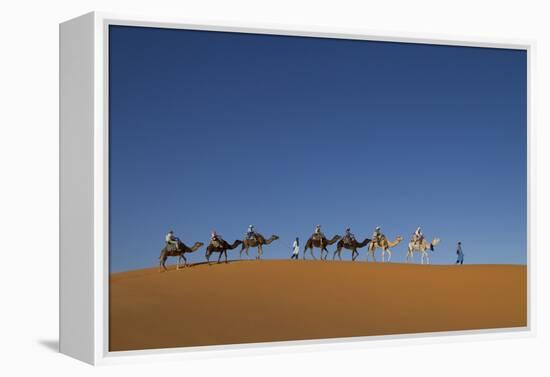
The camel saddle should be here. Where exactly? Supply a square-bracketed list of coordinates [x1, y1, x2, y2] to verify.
[211, 238, 223, 248]
[312, 233, 325, 242]
[343, 235, 354, 245]
[166, 243, 179, 253]
[411, 236, 424, 246]
[374, 235, 386, 245]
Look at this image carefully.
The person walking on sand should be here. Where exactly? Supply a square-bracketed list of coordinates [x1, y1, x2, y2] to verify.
[456, 241, 464, 265]
[291, 237, 300, 259]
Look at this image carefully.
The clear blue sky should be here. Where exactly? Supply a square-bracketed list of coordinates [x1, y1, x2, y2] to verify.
[108, 25, 526, 272]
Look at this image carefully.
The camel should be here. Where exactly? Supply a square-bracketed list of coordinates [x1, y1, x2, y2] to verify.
[240, 234, 279, 260]
[406, 237, 440, 264]
[303, 234, 341, 260]
[366, 235, 403, 262]
[159, 240, 204, 272]
[205, 239, 242, 264]
[333, 237, 371, 261]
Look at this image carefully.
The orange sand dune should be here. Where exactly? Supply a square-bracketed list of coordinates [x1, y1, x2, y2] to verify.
[109, 260, 526, 351]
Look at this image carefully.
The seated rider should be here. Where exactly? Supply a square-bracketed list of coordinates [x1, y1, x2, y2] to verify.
[211, 230, 222, 246]
[372, 226, 383, 245]
[246, 224, 256, 240]
[165, 230, 180, 251]
[413, 226, 424, 244]
[344, 227, 356, 243]
[314, 224, 324, 240]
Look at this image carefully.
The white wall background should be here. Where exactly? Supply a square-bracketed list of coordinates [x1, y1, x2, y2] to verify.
[0, 0, 548, 375]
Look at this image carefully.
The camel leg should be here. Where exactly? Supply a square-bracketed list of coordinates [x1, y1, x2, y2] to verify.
[224, 250, 228, 263]
[367, 247, 376, 262]
[176, 256, 180, 270]
[322, 244, 328, 260]
[303, 247, 307, 260]
[217, 252, 222, 264]
[367, 249, 374, 262]
[406, 251, 413, 264]
[310, 247, 316, 260]
[257, 245, 262, 260]
[386, 249, 392, 263]
[181, 254, 187, 268]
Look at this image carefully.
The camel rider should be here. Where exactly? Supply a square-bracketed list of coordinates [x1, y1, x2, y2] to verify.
[345, 228, 356, 243]
[211, 230, 222, 247]
[413, 226, 424, 244]
[372, 226, 382, 246]
[165, 230, 180, 251]
[246, 224, 256, 240]
[314, 224, 324, 240]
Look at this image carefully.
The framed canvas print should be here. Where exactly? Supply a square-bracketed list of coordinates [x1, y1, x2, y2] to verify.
[60, 12, 532, 365]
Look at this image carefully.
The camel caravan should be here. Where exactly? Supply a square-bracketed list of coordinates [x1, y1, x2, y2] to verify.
[159, 225, 440, 271]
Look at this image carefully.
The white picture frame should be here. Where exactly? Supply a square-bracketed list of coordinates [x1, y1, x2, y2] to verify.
[59, 11, 534, 365]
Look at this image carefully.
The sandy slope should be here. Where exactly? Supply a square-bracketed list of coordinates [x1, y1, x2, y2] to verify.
[109, 260, 526, 351]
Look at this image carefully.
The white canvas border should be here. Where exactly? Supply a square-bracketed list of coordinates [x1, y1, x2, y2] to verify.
[78, 11, 534, 365]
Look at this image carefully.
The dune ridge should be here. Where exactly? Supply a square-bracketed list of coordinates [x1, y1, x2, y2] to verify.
[109, 260, 526, 351]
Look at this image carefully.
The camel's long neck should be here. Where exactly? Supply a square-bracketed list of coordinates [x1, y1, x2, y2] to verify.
[190, 243, 202, 252]
[228, 240, 241, 249]
[358, 238, 371, 247]
[327, 236, 340, 245]
[388, 238, 402, 247]
[265, 236, 277, 244]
